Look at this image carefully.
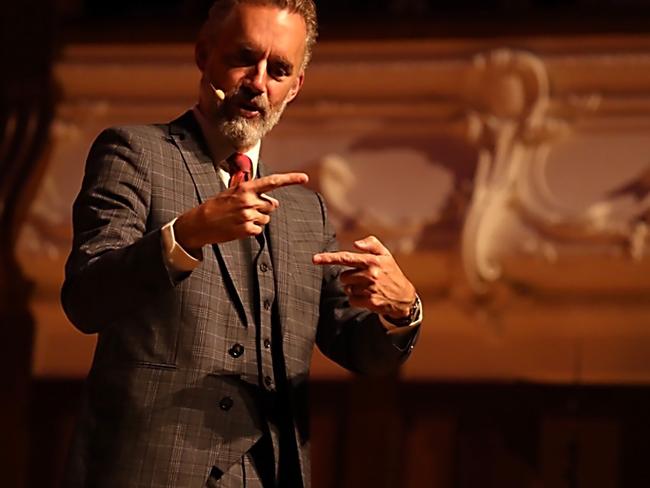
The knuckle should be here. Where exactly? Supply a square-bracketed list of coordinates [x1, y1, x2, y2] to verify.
[240, 209, 253, 221]
[241, 193, 255, 206]
[198, 205, 209, 220]
[261, 202, 275, 214]
[244, 222, 260, 234]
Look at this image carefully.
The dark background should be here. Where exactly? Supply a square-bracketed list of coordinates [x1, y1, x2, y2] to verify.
[3, 1, 650, 487]
[56, 0, 650, 42]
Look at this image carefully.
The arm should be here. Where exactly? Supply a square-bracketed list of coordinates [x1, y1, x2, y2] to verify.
[313, 195, 420, 376]
[62, 128, 309, 334]
[61, 128, 174, 334]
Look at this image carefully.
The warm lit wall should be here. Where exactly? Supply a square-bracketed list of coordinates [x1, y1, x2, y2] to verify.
[21, 36, 650, 383]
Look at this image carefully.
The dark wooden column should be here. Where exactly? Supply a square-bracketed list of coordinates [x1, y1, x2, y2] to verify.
[0, 1, 56, 486]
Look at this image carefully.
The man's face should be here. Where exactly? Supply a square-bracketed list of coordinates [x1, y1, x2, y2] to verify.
[196, 3, 307, 149]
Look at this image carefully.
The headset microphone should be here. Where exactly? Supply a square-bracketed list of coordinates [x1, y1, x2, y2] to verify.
[209, 82, 226, 101]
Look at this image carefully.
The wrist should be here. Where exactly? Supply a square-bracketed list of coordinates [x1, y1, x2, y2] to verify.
[385, 293, 421, 327]
[173, 216, 202, 258]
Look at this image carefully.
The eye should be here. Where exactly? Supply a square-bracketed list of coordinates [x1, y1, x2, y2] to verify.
[268, 62, 292, 80]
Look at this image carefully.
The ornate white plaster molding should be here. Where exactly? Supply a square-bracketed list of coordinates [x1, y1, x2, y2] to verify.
[457, 48, 650, 293]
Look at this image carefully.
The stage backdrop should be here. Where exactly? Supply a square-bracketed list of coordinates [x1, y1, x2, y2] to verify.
[19, 36, 650, 384]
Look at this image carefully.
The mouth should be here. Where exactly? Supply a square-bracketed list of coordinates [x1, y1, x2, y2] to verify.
[235, 100, 265, 119]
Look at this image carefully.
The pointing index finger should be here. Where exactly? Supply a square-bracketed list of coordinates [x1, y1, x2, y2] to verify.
[312, 251, 373, 268]
[248, 173, 309, 194]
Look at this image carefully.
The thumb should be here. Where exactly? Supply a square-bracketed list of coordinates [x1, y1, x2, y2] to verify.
[353, 235, 389, 256]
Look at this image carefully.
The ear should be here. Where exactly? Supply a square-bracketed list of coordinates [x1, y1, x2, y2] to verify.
[286, 72, 305, 104]
[195, 40, 208, 72]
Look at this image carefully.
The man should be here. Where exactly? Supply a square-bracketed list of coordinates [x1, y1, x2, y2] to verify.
[62, 0, 422, 486]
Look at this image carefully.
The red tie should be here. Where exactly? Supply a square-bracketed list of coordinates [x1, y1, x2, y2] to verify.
[227, 153, 252, 187]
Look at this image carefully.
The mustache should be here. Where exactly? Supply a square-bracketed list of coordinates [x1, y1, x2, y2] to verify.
[231, 86, 269, 114]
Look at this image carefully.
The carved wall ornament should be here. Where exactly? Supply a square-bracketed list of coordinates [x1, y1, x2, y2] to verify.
[455, 48, 649, 294]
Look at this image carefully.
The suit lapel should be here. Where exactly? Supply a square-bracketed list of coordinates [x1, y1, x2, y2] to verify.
[259, 162, 293, 332]
[168, 111, 250, 327]
[168, 111, 222, 204]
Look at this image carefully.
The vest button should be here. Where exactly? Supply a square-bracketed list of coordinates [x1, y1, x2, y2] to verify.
[219, 397, 234, 411]
[263, 299, 272, 311]
[264, 376, 274, 388]
[228, 344, 244, 358]
[259, 263, 269, 272]
[263, 338, 271, 349]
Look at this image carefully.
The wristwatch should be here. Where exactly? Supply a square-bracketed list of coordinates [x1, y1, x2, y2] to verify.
[385, 294, 421, 327]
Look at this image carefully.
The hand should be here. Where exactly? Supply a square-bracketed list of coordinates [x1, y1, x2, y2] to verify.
[174, 172, 308, 255]
[312, 235, 416, 320]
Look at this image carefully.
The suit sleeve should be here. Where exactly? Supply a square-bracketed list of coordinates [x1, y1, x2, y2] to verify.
[313, 194, 419, 376]
[61, 128, 174, 334]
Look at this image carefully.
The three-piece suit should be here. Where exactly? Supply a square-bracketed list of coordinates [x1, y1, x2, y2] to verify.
[62, 111, 418, 487]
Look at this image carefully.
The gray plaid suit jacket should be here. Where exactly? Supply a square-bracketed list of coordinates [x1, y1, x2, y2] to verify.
[61, 111, 418, 487]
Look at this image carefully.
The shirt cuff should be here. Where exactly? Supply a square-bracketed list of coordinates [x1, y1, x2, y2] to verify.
[161, 217, 202, 275]
[381, 313, 422, 333]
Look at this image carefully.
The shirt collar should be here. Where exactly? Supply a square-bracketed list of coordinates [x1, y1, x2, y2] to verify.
[191, 105, 260, 177]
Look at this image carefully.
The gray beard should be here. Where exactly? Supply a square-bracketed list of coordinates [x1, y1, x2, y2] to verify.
[216, 96, 289, 149]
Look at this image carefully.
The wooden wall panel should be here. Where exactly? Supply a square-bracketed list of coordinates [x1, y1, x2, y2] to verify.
[30, 380, 650, 487]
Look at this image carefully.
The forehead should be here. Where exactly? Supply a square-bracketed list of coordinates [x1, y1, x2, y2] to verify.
[212, 4, 307, 65]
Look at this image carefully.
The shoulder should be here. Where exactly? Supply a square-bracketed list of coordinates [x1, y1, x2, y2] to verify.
[92, 123, 170, 151]
[87, 122, 180, 169]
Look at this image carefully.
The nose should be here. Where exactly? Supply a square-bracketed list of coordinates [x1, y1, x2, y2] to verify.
[245, 60, 267, 94]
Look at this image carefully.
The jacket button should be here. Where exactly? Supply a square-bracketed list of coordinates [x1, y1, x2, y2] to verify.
[263, 299, 272, 311]
[264, 376, 274, 388]
[259, 263, 269, 272]
[228, 344, 244, 358]
[263, 338, 271, 349]
[219, 397, 234, 411]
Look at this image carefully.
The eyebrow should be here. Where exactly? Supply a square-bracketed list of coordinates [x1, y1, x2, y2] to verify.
[237, 43, 295, 73]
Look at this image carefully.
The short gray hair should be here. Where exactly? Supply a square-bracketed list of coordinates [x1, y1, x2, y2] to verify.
[200, 0, 318, 69]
